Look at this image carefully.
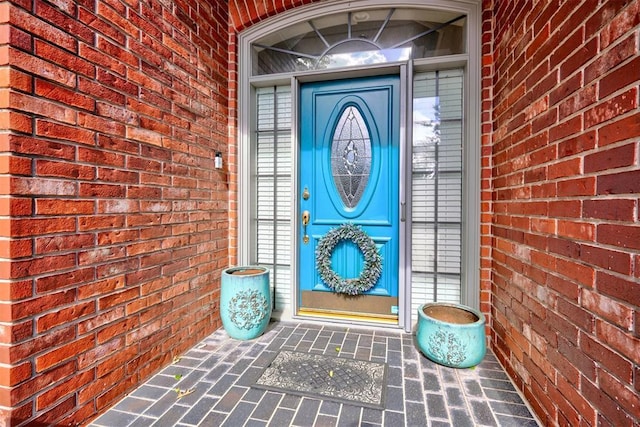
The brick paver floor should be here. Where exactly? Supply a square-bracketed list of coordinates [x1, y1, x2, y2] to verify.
[90, 321, 540, 427]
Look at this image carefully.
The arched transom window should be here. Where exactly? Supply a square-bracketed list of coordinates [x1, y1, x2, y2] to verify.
[252, 7, 466, 75]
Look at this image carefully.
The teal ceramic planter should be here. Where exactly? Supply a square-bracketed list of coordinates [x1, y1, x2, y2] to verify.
[221, 266, 271, 340]
[416, 302, 486, 368]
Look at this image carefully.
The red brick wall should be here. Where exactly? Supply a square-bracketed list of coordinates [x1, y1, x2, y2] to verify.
[1, 0, 636, 424]
[480, 0, 496, 330]
[489, 1, 640, 425]
[226, 0, 322, 267]
[0, 0, 229, 424]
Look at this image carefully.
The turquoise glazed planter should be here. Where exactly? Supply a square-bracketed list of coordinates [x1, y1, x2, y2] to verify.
[221, 266, 271, 340]
[416, 302, 486, 368]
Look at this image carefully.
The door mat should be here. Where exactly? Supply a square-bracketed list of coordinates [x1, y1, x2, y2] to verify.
[253, 350, 387, 409]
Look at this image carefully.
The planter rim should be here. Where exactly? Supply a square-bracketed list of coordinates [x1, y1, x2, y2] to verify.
[418, 302, 485, 327]
[223, 266, 269, 276]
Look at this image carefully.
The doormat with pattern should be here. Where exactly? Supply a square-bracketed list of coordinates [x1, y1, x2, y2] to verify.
[253, 350, 387, 409]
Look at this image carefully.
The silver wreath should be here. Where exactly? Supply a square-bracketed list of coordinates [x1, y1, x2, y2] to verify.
[315, 223, 382, 295]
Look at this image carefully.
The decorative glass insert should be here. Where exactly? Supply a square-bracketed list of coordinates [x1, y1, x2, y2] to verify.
[331, 106, 371, 208]
[252, 8, 466, 75]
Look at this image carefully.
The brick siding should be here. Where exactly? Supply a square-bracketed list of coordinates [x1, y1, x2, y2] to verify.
[0, 0, 638, 425]
[489, 1, 640, 425]
[0, 0, 229, 425]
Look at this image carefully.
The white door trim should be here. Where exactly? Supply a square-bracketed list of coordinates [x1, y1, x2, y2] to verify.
[236, 0, 482, 330]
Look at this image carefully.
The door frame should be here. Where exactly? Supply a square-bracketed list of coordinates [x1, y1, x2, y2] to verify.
[236, 0, 482, 333]
[291, 63, 410, 329]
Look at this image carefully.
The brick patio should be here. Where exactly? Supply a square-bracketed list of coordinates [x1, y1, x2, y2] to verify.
[90, 322, 540, 427]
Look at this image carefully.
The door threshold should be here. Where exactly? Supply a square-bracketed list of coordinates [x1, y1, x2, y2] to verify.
[297, 308, 399, 325]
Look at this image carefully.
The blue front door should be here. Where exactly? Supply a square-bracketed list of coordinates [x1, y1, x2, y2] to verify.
[299, 76, 400, 320]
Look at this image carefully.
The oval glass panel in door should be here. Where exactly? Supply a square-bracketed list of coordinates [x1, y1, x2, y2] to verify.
[331, 106, 372, 208]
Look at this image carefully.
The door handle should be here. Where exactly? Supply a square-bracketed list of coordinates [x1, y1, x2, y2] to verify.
[302, 210, 310, 244]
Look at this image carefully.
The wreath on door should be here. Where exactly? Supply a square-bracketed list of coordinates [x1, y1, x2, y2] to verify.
[315, 223, 382, 295]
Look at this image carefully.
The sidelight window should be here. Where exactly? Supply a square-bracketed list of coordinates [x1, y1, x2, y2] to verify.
[253, 86, 293, 310]
[411, 69, 464, 313]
